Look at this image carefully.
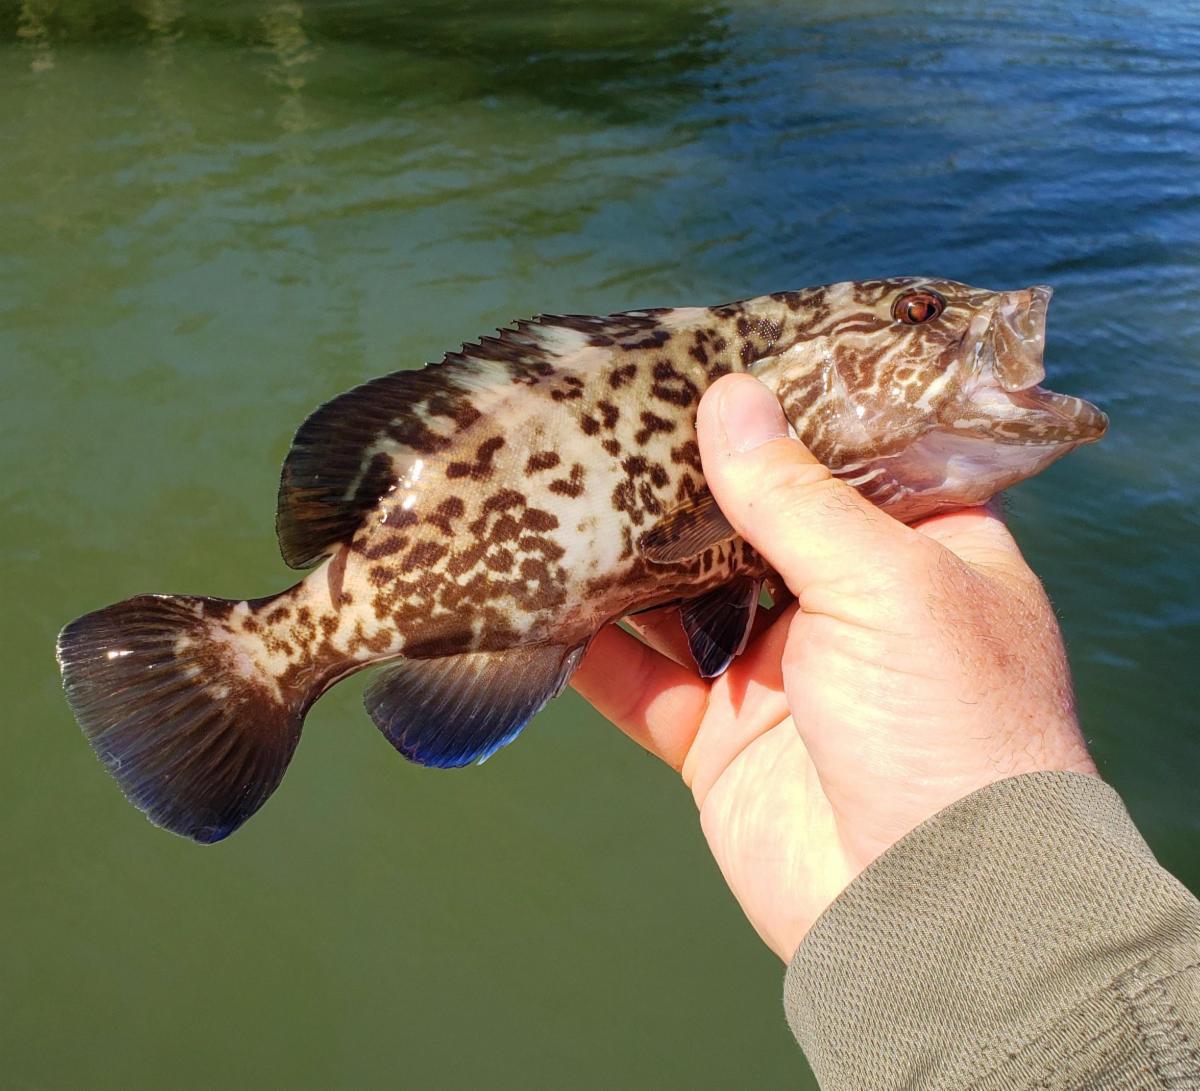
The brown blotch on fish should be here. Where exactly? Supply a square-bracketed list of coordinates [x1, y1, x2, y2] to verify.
[327, 546, 349, 606]
[401, 541, 448, 575]
[447, 435, 506, 481]
[485, 548, 515, 573]
[521, 507, 558, 532]
[635, 411, 676, 444]
[447, 540, 489, 579]
[490, 514, 522, 543]
[368, 565, 394, 587]
[612, 480, 643, 525]
[650, 360, 700, 408]
[517, 534, 565, 562]
[628, 329, 671, 351]
[262, 634, 293, 657]
[638, 482, 663, 516]
[426, 496, 467, 535]
[524, 451, 561, 473]
[549, 464, 586, 499]
[608, 363, 638, 389]
[379, 509, 419, 532]
[670, 440, 702, 469]
[363, 535, 410, 561]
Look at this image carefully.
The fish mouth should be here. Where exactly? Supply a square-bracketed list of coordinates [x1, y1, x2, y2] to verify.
[1004, 383, 1109, 442]
[964, 284, 1108, 446]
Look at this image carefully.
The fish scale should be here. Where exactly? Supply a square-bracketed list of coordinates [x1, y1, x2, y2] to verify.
[55, 276, 1107, 843]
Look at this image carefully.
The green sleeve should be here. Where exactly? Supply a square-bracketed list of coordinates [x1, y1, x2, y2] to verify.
[783, 771, 1200, 1090]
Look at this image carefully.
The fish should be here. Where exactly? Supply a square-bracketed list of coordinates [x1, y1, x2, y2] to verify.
[56, 276, 1107, 843]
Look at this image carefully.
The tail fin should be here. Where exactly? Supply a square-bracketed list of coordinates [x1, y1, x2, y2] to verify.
[56, 594, 308, 844]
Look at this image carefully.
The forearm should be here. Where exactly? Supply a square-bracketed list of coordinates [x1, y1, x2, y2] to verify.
[784, 772, 1200, 1090]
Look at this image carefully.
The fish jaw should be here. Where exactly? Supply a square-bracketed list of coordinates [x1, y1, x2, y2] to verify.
[952, 284, 1108, 447]
[859, 428, 1092, 522]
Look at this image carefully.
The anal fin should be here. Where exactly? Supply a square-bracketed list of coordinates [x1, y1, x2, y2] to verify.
[364, 643, 586, 768]
[680, 577, 760, 679]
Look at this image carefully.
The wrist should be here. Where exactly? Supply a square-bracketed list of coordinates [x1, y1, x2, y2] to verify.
[784, 772, 1195, 1090]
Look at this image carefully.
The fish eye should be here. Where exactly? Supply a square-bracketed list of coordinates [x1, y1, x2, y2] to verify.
[892, 290, 946, 325]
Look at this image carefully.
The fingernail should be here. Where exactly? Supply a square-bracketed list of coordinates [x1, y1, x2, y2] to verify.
[717, 377, 788, 454]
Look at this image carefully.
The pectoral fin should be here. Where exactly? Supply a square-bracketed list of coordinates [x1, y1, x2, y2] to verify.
[640, 491, 736, 563]
[680, 577, 760, 679]
[364, 643, 587, 768]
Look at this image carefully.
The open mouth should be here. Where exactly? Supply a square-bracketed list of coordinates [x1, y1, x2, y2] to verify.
[1007, 384, 1109, 440]
[974, 285, 1108, 445]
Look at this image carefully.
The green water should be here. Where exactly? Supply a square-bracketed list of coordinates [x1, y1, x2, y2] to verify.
[3, 2, 1198, 1087]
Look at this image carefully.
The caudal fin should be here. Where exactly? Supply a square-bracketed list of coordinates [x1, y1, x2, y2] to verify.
[56, 594, 307, 843]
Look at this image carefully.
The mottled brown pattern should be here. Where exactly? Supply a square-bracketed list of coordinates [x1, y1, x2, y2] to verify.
[231, 277, 1104, 739]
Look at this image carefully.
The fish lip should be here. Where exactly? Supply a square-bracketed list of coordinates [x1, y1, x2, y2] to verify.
[1005, 383, 1110, 444]
[975, 284, 1052, 393]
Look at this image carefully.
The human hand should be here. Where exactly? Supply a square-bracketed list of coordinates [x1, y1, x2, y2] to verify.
[572, 373, 1096, 961]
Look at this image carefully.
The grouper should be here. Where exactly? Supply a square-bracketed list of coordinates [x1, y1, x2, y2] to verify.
[56, 277, 1108, 842]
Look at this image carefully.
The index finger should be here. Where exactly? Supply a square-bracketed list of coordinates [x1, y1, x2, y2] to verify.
[571, 624, 710, 770]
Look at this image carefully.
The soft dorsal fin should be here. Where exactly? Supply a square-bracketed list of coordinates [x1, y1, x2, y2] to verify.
[639, 490, 737, 564]
[364, 643, 586, 768]
[679, 576, 760, 678]
[275, 310, 683, 569]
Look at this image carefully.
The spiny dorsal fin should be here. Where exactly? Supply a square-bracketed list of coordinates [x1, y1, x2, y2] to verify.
[639, 490, 737, 564]
[275, 310, 684, 570]
[278, 364, 474, 569]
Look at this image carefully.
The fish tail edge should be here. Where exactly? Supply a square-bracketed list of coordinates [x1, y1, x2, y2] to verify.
[56, 593, 309, 844]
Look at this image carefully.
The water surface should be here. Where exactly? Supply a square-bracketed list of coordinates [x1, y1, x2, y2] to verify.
[3, 2, 1198, 1087]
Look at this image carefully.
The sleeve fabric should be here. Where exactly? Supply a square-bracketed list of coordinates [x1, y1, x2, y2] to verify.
[783, 771, 1200, 1090]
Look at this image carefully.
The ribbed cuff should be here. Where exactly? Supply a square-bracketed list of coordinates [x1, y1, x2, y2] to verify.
[784, 772, 1200, 1090]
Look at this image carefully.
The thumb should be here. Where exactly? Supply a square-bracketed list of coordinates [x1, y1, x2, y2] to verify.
[697, 374, 920, 596]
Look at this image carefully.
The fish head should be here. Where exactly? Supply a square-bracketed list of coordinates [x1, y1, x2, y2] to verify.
[754, 277, 1108, 522]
